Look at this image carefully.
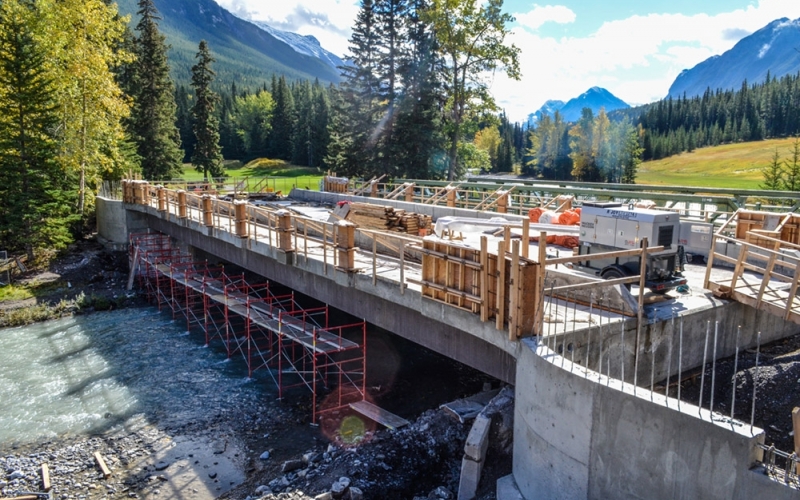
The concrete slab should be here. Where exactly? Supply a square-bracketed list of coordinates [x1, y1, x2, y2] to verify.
[496, 475, 524, 500]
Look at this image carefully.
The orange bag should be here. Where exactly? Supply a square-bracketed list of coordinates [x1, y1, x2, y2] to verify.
[529, 207, 545, 223]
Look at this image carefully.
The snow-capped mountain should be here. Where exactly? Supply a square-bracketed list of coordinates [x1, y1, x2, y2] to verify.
[526, 100, 565, 127]
[529, 88, 629, 125]
[252, 22, 345, 71]
[667, 18, 800, 98]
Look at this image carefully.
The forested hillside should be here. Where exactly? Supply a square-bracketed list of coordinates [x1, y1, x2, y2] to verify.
[638, 72, 800, 161]
[115, 0, 341, 89]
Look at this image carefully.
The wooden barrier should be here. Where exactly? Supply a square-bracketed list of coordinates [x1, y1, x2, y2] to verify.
[234, 200, 248, 237]
[202, 195, 213, 227]
[420, 236, 540, 338]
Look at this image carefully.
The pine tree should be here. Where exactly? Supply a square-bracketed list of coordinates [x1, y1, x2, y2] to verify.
[175, 85, 194, 161]
[784, 136, 800, 192]
[190, 40, 224, 181]
[0, 0, 76, 258]
[130, 0, 183, 180]
[326, 0, 383, 176]
[761, 148, 785, 191]
[267, 75, 295, 160]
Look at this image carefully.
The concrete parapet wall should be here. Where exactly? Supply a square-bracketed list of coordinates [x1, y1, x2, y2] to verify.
[289, 189, 530, 224]
[512, 338, 797, 500]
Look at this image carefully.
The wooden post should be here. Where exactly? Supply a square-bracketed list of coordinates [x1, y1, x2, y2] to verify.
[536, 232, 547, 336]
[202, 195, 213, 227]
[446, 188, 456, 207]
[793, 407, 800, 475]
[157, 186, 167, 212]
[177, 190, 187, 218]
[497, 193, 508, 214]
[370, 180, 378, 197]
[496, 241, 507, 330]
[509, 240, 521, 340]
[234, 200, 248, 238]
[522, 219, 530, 259]
[480, 236, 489, 322]
[400, 240, 406, 295]
[276, 210, 294, 253]
[405, 184, 414, 203]
[335, 220, 356, 272]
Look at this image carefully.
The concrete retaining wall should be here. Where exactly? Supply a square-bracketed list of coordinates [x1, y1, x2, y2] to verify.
[512, 338, 798, 500]
[96, 197, 128, 249]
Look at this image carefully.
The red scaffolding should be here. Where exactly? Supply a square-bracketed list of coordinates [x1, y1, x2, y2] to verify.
[129, 232, 367, 422]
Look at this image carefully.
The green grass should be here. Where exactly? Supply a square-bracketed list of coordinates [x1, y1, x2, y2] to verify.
[179, 158, 324, 193]
[637, 137, 798, 189]
[0, 280, 65, 302]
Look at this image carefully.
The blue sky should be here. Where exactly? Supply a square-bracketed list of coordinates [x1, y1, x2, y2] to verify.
[216, 0, 800, 121]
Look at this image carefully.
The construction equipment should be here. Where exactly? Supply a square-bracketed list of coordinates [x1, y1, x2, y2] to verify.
[575, 202, 687, 293]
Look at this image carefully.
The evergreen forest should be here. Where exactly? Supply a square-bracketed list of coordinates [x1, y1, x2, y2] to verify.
[3, 0, 800, 259]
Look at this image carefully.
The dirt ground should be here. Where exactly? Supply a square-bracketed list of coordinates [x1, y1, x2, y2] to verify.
[0, 238, 514, 500]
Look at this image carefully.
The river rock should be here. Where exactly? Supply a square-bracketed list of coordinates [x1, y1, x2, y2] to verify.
[331, 476, 351, 498]
[348, 487, 363, 500]
[7, 471, 24, 480]
[154, 460, 170, 471]
[259, 451, 270, 460]
[281, 459, 304, 473]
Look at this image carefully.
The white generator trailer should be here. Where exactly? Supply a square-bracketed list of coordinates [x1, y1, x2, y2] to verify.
[576, 202, 687, 292]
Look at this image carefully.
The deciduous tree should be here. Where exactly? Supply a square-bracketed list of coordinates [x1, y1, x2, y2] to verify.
[423, 0, 520, 180]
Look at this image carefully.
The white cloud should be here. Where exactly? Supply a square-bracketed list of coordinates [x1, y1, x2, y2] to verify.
[215, 0, 359, 56]
[515, 4, 576, 30]
[493, 0, 800, 122]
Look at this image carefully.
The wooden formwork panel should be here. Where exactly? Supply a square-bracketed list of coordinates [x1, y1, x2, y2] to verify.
[420, 239, 540, 338]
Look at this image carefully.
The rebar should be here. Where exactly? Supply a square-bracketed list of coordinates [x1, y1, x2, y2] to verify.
[666, 314, 674, 406]
[750, 332, 761, 434]
[620, 320, 625, 385]
[730, 325, 741, 425]
[677, 317, 683, 411]
[710, 321, 719, 415]
[585, 292, 594, 378]
[699, 320, 710, 417]
[598, 296, 605, 375]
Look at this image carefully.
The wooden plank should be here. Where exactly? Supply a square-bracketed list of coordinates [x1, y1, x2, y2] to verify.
[522, 219, 530, 259]
[349, 400, 410, 430]
[41, 464, 51, 492]
[509, 240, 521, 340]
[496, 241, 507, 330]
[95, 451, 112, 479]
[480, 237, 489, 322]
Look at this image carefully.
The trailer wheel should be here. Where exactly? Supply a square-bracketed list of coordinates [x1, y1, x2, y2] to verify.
[601, 266, 631, 290]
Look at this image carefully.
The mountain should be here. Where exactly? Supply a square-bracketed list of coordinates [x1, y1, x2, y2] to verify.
[526, 100, 565, 127]
[251, 22, 344, 70]
[667, 18, 800, 99]
[115, 0, 341, 89]
[532, 87, 629, 124]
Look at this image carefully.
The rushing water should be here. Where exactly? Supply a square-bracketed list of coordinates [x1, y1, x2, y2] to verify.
[0, 308, 254, 445]
[0, 304, 492, 447]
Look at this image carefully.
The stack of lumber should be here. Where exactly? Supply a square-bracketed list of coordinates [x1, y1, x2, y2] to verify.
[347, 202, 432, 234]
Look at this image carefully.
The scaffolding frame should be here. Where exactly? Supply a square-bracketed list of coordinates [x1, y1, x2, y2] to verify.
[129, 232, 367, 422]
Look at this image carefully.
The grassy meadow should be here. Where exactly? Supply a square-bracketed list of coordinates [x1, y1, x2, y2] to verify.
[636, 137, 798, 189]
[181, 158, 324, 193]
